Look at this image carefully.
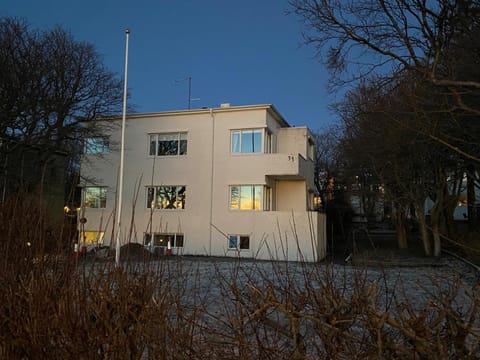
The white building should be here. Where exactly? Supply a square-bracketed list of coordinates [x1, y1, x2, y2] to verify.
[80, 104, 326, 262]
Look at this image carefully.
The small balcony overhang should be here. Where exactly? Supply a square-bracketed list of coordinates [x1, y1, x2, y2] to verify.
[264, 153, 313, 180]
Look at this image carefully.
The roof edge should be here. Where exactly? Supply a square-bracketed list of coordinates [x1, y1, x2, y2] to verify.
[92, 104, 291, 127]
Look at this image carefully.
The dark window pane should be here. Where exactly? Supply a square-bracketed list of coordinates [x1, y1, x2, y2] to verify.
[158, 140, 178, 155]
[240, 236, 249, 249]
[176, 235, 184, 247]
[149, 135, 156, 156]
[146, 187, 155, 208]
[144, 234, 152, 246]
[179, 140, 187, 155]
[179, 133, 188, 155]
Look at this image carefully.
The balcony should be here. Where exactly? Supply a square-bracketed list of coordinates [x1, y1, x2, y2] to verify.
[263, 153, 313, 180]
[225, 152, 314, 186]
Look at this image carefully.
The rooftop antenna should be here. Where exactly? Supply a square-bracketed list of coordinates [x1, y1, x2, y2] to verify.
[175, 76, 200, 109]
[188, 76, 192, 109]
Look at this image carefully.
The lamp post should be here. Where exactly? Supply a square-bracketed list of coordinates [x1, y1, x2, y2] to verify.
[115, 28, 130, 266]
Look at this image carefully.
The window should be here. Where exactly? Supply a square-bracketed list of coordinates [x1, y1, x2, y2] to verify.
[264, 186, 272, 211]
[85, 137, 109, 154]
[80, 231, 105, 245]
[146, 186, 186, 209]
[84, 186, 107, 208]
[231, 129, 263, 153]
[230, 185, 263, 210]
[149, 132, 187, 156]
[228, 235, 250, 250]
[265, 131, 273, 154]
[144, 233, 184, 247]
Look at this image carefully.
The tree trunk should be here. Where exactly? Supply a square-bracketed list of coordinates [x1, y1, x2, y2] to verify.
[394, 203, 408, 249]
[467, 165, 477, 229]
[431, 220, 442, 257]
[430, 196, 444, 257]
[415, 202, 431, 256]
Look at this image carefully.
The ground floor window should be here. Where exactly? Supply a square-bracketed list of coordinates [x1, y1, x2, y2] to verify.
[80, 231, 105, 245]
[146, 186, 186, 209]
[228, 235, 250, 250]
[144, 233, 184, 247]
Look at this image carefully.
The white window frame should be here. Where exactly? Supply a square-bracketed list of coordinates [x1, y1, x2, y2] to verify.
[144, 233, 184, 247]
[149, 132, 188, 156]
[231, 128, 264, 154]
[229, 185, 264, 211]
[228, 234, 250, 250]
[146, 185, 186, 210]
[85, 137, 109, 154]
[83, 186, 107, 208]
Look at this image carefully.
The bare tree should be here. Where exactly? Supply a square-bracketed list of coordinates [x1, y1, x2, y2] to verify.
[290, 0, 480, 160]
[290, 1, 480, 87]
[336, 75, 465, 256]
[0, 17, 124, 200]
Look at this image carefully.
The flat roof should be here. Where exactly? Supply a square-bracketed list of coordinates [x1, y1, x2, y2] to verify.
[94, 104, 291, 128]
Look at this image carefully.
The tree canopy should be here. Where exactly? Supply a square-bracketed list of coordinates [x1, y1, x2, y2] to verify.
[291, 0, 480, 255]
[0, 17, 125, 203]
[0, 17, 124, 156]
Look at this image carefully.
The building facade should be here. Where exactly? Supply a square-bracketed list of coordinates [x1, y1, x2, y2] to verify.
[80, 104, 326, 262]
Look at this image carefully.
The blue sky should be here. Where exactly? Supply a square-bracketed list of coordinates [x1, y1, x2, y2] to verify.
[2, 0, 338, 130]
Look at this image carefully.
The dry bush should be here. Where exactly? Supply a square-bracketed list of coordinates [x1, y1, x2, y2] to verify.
[0, 194, 479, 359]
[210, 260, 480, 359]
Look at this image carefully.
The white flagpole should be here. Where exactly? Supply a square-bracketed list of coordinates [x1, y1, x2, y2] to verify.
[115, 28, 130, 266]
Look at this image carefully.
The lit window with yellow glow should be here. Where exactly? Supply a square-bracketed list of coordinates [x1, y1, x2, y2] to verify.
[230, 185, 263, 210]
[80, 231, 105, 245]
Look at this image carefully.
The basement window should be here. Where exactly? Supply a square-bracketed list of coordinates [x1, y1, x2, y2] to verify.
[228, 235, 250, 250]
[144, 233, 184, 247]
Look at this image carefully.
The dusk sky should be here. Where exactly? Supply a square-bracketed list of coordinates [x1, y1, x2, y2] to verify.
[2, 0, 338, 130]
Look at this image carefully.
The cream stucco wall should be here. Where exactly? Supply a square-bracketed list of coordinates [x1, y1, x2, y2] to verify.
[80, 104, 325, 262]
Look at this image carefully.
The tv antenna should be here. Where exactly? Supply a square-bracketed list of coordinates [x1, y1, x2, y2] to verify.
[175, 76, 200, 109]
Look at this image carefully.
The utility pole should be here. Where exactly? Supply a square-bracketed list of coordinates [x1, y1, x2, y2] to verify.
[115, 28, 130, 266]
